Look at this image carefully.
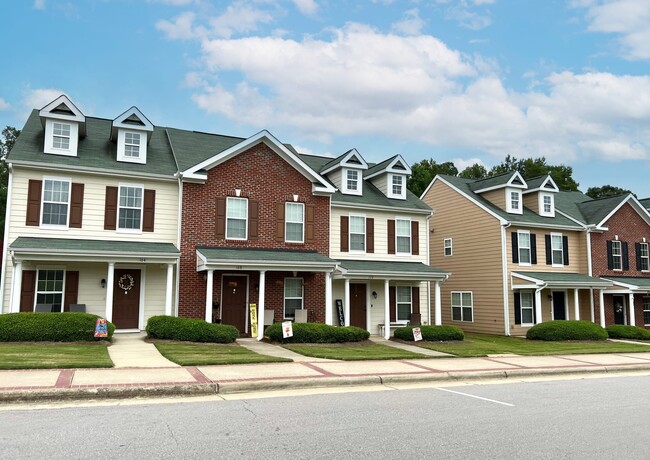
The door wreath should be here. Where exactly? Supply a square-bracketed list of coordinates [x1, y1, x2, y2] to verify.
[118, 274, 135, 294]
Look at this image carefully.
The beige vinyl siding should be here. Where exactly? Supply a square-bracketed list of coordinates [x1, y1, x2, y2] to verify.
[506, 227, 587, 274]
[422, 180, 505, 335]
[523, 193, 540, 214]
[328, 170, 343, 191]
[480, 189, 506, 211]
[369, 174, 388, 197]
[330, 206, 428, 263]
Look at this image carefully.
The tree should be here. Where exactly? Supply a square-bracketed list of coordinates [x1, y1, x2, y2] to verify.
[407, 159, 458, 197]
[459, 163, 488, 179]
[585, 185, 633, 199]
[0, 126, 20, 240]
[488, 155, 579, 191]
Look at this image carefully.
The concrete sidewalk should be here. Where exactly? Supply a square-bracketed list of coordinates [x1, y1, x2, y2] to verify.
[3, 342, 650, 402]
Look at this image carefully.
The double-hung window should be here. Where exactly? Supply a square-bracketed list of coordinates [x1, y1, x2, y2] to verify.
[444, 238, 453, 256]
[392, 175, 403, 196]
[510, 191, 520, 211]
[124, 132, 141, 158]
[285, 203, 304, 243]
[118, 185, 143, 230]
[396, 219, 411, 254]
[644, 297, 650, 326]
[640, 243, 649, 271]
[551, 234, 564, 266]
[346, 170, 359, 192]
[52, 123, 71, 150]
[451, 292, 473, 322]
[226, 197, 248, 240]
[396, 286, 412, 322]
[349, 215, 365, 252]
[284, 278, 303, 319]
[520, 292, 534, 325]
[611, 240, 622, 270]
[542, 194, 553, 215]
[42, 178, 70, 226]
[518, 231, 531, 264]
[36, 269, 64, 312]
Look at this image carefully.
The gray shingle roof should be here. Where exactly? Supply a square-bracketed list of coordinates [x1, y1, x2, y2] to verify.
[337, 259, 448, 277]
[513, 271, 612, 287]
[9, 237, 179, 255]
[165, 127, 244, 172]
[578, 194, 629, 225]
[197, 247, 335, 264]
[602, 276, 650, 288]
[364, 155, 398, 177]
[468, 171, 519, 191]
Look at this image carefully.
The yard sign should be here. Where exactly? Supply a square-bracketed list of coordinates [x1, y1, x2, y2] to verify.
[249, 304, 258, 337]
[94, 318, 108, 338]
[282, 321, 293, 338]
[412, 327, 422, 342]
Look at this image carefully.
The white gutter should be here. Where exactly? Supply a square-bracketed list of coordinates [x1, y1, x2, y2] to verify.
[11, 160, 177, 181]
[0, 164, 13, 314]
[586, 226, 595, 277]
[426, 213, 432, 326]
[501, 222, 511, 335]
[175, 177, 183, 317]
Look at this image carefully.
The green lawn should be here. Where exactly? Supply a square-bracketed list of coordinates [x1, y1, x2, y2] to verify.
[284, 342, 428, 360]
[416, 333, 650, 357]
[154, 342, 292, 365]
[0, 343, 113, 369]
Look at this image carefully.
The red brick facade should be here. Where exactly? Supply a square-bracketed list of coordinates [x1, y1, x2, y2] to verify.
[591, 202, 650, 327]
[178, 142, 330, 331]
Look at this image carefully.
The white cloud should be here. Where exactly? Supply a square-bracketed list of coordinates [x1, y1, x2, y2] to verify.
[22, 88, 67, 111]
[33, 0, 45, 10]
[157, 11, 197, 40]
[292, 0, 318, 16]
[452, 157, 486, 171]
[208, 1, 275, 39]
[576, 0, 650, 60]
[440, 0, 493, 30]
[148, 0, 195, 5]
[0, 98, 10, 111]
[391, 9, 425, 36]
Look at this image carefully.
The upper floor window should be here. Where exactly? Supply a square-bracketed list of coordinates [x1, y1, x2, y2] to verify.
[118, 185, 143, 231]
[551, 233, 564, 266]
[518, 231, 531, 264]
[226, 197, 248, 240]
[284, 278, 304, 319]
[41, 178, 70, 227]
[509, 191, 521, 212]
[639, 243, 649, 271]
[124, 132, 141, 158]
[541, 193, 554, 216]
[349, 215, 366, 252]
[611, 240, 622, 270]
[52, 123, 71, 150]
[396, 218, 411, 254]
[343, 169, 362, 195]
[117, 129, 147, 164]
[444, 238, 452, 256]
[44, 119, 78, 156]
[396, 286, 412, 322]
[285, 202, 304, 243]
[388, 174, 406, 199]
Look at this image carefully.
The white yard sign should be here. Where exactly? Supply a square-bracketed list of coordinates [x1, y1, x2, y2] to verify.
[282, 321, 294, 339]
[412, 327, 423, 342]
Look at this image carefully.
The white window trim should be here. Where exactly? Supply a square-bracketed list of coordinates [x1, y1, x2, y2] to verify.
[643, 296, 650, 326]
[611, 240, 622, 271]
[342, 168, 362, 195]
[117, 183, 144, 233]
[520, 291, 535, 326]
[44, 119, 78, 156]
[506, 188, 523, 214]
[117, 129, 148, 164]
[40, 176, 71, 229]
[640, 242, 649, 272]
[451, 291, 473, 323]
[226, 196, 248, 241]
[395, 217, 412, 256]
[283, 277, 304, 320]
[551, 232, 564, 267]
[444, 238, 453, 256]
[285, 202, 305, 243]
[517, 230, 531, 266]
[348, 214, 366, 253]
[540, 193, 555, 217]
[35, 267, 66, 312]
[388, 173, 406, 199]
[395, 285, 412, 323]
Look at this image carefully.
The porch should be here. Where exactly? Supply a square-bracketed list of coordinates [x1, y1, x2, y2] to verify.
[600, 277, 650, 328]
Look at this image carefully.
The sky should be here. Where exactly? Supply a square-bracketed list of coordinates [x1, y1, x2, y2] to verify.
[1, 0, 650, 196]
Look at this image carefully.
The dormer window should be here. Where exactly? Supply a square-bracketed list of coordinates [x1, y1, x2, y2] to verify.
[124, 132, 141, 158]
[112, 106, 154, 165]
[52, 123, 71, 150]
[540, 193, 554, 217]
[39, 95, 85, 157]
[388, 174, 406, 199]
[506, 189, 523, 214]
[343, 168, 362, 195]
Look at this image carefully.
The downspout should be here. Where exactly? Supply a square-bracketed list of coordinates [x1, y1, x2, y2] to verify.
[586, 226, 594, 277]
[166, 129, 183, 318]
[501, 222, 512, 335]
[0, 164, 14, 314]
[426, 213, 432, 326]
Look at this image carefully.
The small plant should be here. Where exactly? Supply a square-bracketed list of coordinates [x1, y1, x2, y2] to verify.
[0, 312, 115, 342]
[265, 322, 369, 343]
[527, 320, 608, 341]
[606, 325, 650, 340]
[394, 325, 464, 342]
[146, 316, 239, 343]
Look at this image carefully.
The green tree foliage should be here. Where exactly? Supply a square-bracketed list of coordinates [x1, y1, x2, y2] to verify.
[0, 127, 20, 240]
[459, 163, 488, 179]
[407, 159, 458, 197]
[585, 185, 634, 199]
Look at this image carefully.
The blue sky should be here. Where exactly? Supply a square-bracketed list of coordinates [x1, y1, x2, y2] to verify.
[2, 0, 650, 196]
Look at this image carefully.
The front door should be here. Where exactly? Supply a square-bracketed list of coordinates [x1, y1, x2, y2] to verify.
[552, 291, 566, 320]
[221, 275, 248, 334]
[350, 283, 367, 329]
[112, 269, 141, 329]
[613, 295, 626, 325]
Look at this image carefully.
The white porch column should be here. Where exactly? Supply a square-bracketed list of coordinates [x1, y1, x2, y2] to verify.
[165, 263, 174, 317]
[384, 279, 390, 340]
[325, 272, 333, 326]
[590, 288, 595, 323]
[599, 289, 605, 328]
[204, 270, 213, 323]
[10, 261, 23, 313]
[257, 271, 266, 341]
[105, 262, 115, 322]
[535, 290, 543, 324]
[629, 293, 636, 326]
[573, 289, 580, 321]
[434, 281, 442, 326]
[344, 279, 350, 327]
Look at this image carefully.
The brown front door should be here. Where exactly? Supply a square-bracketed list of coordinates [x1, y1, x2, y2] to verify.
[221, 275, 247, 334]
[350, 283, 367, 329]
[112, 269, 141, 329]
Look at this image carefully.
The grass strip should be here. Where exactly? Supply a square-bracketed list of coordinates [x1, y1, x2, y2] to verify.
[284, 342, 428, 360]
[154, 342, 291, 365]
[0, 343, 113, 369]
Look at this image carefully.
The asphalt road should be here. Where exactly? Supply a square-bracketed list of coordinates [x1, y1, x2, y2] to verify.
[2, 375, 649, 459]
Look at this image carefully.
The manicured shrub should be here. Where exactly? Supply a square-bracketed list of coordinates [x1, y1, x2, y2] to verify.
[265, 322, 370, 343]
[606, 325, 650, 340]
[394, 325, 464, 342]
[0, 312, 115, 342]
[146, 316, 239, 343]
[526, 320, 608, 341]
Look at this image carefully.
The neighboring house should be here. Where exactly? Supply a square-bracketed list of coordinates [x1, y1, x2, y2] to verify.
[0, 96, 180, 330]
[421, 172, 611, 336]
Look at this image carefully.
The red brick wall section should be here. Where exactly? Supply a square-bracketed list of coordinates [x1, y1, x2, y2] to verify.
[590, 202, 650, 328]
[178, 142, 330, 320]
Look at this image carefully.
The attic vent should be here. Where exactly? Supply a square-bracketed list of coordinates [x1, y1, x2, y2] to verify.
[51, 103, 75, 115]
[511, 177, 524, 185]
[348, 155, 362, 164]
[124, 114, 145, 126]
[393, 161, 407, 170]
[543, 182, 554, 189]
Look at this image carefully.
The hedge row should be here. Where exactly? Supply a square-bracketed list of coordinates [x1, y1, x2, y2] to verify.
[606, 325, 650, 340]
[394, 325, 464, 341]
[0, 312, 115, 342]
[146, 316, 239, 343]
[265, 322, 369, 343]
[526, 320, 608, 341]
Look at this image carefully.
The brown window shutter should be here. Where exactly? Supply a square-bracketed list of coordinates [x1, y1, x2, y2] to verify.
[249, 200, 259, 240]
[411, 221, 419, 255]
[305, 204, 315, 243]
[142, 189, 156, 232]
[69, 183, 84, 228]
[389, 286, 396, 322]
[215, 197, 226, 239]
[26, 180, 42, 226]
[411, 286, 420, 314]
[340, 216, 349, 252]
[104, 186, 118, 230]
[20, 270, 37, 312]
[366, 218, 374, 253]
[388, 219, 396, 254]
[276, 202, 285, 241]
[63, 271, 79, 312]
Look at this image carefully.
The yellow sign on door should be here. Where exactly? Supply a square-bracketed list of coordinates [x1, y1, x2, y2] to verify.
[249, 304, 258, 337]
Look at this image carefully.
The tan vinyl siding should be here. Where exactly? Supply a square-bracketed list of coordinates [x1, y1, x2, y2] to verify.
[506, 226, 587, 274]
[422, 180, 505, 335]
[523, 193, 540, 214]
[480, 189, 506, 210]
[370, 174, 388, 197]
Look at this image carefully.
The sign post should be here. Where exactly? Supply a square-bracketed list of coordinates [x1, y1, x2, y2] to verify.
[249, 304, 258, 337]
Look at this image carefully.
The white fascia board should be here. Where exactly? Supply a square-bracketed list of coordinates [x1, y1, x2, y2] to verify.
[509, 221, 585, 231]
[12, 250, 179, 263]
[332, 201, 432, 215]
[321, 149, 368, 175]
[555, 209, 588, 227]
[596, 195, 650, 228]
[39, 95, 85, 123]
[364, 155, 413, 180]
[523, 176, 559, 194]
[112, 106, 154, 141]
[511, 272, 545, 286]
[601, 278, 640, 290]
[11, 160, 178, 182]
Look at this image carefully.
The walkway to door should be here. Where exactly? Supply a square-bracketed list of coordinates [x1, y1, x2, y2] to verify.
[108, 332, 179, 368]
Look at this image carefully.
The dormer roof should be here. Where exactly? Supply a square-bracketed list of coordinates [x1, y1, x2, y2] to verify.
[523, 175, 559, 194]
[111, 106, 154, 141]
[470, 170, 527, 193]
[38, 95, 86, 136]
[320, 148, 368, 175]
[364, 154, 411, 179]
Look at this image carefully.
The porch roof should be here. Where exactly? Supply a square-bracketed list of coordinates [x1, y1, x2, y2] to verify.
[335, 259, 449, 281]
[601, 276, 650, 291]
[512, 271, 612, 289]
[196, 247, 337, 272]
[9, 237, 179, 263]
